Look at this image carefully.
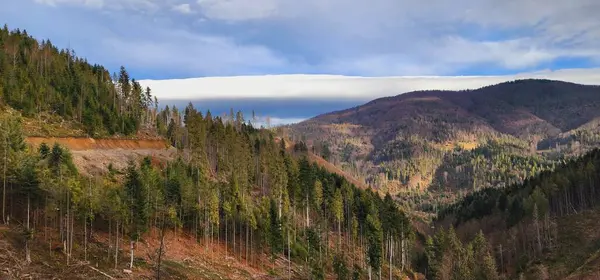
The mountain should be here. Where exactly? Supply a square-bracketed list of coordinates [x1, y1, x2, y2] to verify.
[290, 79, 600, 208]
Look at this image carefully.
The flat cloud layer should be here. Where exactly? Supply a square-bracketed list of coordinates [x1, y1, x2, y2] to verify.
[141, 68, 600, 101]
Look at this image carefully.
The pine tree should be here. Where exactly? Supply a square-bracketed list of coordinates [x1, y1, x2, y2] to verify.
[269, 199, 283, 265]
[332, 188, 344, 247]
[124, 161, 148, 269]
[366, 213, 382, 280]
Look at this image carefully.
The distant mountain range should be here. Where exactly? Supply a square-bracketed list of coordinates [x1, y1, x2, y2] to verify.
[289, 79, 600, 207]
[147, 70, 600, 126]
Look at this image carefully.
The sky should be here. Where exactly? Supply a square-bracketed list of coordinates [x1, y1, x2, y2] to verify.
[3, 0, 600, 123]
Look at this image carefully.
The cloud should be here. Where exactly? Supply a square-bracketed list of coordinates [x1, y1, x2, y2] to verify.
[188, 0, 600, 74]
[34, 0, 159, 11]
[101, 28, 288, 76]
[196, 0, 280, 21]
[254, 117, 306, 127]
[13, 0, 600, 77]
[34, 0, 105, 8]
[139, 68, 600, 101]
[172, 3, 193, 14]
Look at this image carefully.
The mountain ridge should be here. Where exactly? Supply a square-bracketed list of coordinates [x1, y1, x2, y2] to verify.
[290, 79, 600, 197]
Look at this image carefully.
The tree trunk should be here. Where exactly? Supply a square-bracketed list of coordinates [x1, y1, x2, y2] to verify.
[70, 211, 74, 263]
[288, 230, 291, 280]
[338, 219, 341, 249]
[130, 240, 134, 269]
[66, 191, 70, 265]
[84, 216, 88, 262]
[401, 231, 405, 270]
[389, 236, 392, 280]
[233, 216, 236, 257]
[115, 220, 119, 269]
[157, 215, 166, 280]
[306, 193, 310, 228]
[25, 195, 31, 264]
[108, 219, 112, 262]
[44, 196, 48, 242]
[225, 216, 228, 257]
[246, 222, 249, 265]
[2, 138, 6, 225]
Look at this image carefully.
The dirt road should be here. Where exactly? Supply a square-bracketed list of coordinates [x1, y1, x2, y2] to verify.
[25, 137, 176, 175]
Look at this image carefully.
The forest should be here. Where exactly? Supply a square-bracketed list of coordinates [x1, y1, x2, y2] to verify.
[0, 25, 420, 279]
[432, 148, 600, 279]
[0, 25, 155, 136]
[5, 23, 600, 280]
[0, 103, 418, 279]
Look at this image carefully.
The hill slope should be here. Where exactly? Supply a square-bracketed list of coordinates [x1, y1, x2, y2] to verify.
[0, 25, 418, 280]
[431, 149, 600, 279]
[0, 25, 154, 137]
[290, 79, 600, 201]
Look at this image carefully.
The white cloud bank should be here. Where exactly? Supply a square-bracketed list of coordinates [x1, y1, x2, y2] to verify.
[140, 68, 600, 101]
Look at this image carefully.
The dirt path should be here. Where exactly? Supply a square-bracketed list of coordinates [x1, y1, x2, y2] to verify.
[26, 137, 169, 150]
[25, 137, 176, 175]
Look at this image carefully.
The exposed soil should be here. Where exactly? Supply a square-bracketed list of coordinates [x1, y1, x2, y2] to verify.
[26, 137, 169, 151]
[25, 137, 177, 176]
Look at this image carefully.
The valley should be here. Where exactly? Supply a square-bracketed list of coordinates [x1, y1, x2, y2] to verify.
[289, 80, 600, 214]
[2, 20, 600, 280]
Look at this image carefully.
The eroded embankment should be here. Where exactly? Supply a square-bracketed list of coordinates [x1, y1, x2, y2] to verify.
[26, 136, 169, 150]
[25, 137, 176, 175]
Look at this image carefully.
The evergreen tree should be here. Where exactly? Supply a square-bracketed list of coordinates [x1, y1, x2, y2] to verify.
[366, 213, 383, 279]
[269, 199, 283, 263]
[124, 161, 148, 269]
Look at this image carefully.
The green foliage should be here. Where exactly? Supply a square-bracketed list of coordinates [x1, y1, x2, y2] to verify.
[124, 161, 149, 240]
[352, 264, 362, 280]
[435, 148, 600, 279]
[366, 213, 383, 274]
[290, 240, 308, 261]
[439, 148, 600, 228]
[1, 96, 414, 278]
[0, 26, 153, 136]
[425, 227, 499, 280]
[333, 253, 349, 280]
[38, 142, 50, 159]
[268, 199, 283, 259]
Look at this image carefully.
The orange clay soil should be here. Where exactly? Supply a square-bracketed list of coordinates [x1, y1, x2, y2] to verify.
[24, 137, 175, 176]
[25, 137, 169, 151]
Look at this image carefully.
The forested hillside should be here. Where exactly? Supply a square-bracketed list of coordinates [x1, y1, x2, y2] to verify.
[0, 25, 418, 279]
[1, 103, 415, 279]
[289, 79, 600, 214]
[5, 23, 600, 280]
[430, 148, 600, 279]
[0, 25, 155, 136]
